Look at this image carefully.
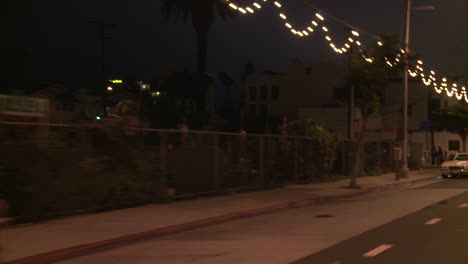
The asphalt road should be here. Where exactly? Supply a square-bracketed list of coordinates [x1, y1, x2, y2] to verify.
[293, 179, 468, 264]
[55, 179, 468, 264]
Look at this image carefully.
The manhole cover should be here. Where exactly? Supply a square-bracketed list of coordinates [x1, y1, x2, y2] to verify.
[315, 214, 336, 218]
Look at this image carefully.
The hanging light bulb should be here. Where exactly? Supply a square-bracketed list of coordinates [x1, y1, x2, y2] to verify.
[229, 3, 238, 9]
[315, 13, 325, 21]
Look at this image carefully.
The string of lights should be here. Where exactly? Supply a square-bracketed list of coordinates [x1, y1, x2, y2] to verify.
[223, 0, 468, 103]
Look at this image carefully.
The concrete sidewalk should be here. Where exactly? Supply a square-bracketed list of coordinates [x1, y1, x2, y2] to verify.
[0, 169, 440, 264]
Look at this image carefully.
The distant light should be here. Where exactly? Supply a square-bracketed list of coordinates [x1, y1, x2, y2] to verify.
[96, 116, 101, 120]
[274, 1, 282, 8]
[285, 23, 292, 28]
[377, 41, 383, 46]
[279, 13, 287, 19]
[307, 27, 313, 32]
[238, 7, 247, 13]
[311, 21, 318, 26]
[110, 79, 123, 84]
[253, 3, 261, 9]
[107, 86, 113, 91]
[351, 30, 359, 36]
[325, 36, 331, 41]
[417, 60, 423, 65]
[322, 26, 328, 32]
[246, 7, 254, 13]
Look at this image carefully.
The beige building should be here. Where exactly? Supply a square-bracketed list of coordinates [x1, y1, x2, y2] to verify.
[245, 59, 347, 131]
[246, 60, 466, 163]
[33, 84, 101, 123]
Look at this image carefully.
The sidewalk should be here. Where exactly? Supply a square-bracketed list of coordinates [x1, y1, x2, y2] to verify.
[0, 169, 440, 264]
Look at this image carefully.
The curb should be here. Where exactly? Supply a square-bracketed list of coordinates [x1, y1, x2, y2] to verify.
[1, 176, 437, 264]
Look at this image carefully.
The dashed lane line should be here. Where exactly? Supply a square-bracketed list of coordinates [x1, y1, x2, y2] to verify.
[363, 244, 393, 257]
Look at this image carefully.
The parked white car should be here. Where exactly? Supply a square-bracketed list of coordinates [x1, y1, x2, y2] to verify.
[440, 153, 468, 178]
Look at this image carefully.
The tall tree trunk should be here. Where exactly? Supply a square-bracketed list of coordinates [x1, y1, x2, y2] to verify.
[349, 117, 368, 188]
[196, 30, 208, 74]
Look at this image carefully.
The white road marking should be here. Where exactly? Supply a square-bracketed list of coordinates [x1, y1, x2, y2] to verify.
[363, 244, 393, 257]
[459, 203, 468, 208]
[425, 218, 442, 225]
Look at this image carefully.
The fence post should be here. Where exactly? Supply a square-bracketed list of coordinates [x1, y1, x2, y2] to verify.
[293, 139, 298, 181]
[160, 131, 168, 187]
[213, 134, 221, 190]
[341, 142, 345, 176]
[377, 141, 381, 172]
[259, 136, 265, 185]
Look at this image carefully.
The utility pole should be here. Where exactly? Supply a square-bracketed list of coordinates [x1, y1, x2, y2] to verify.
[90, 19, 116, 115]
[399, 0, 411, 179]
[346, 26, 355, 140]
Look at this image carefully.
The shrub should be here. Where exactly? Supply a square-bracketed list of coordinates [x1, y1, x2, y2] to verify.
[0, 126, 164, 222]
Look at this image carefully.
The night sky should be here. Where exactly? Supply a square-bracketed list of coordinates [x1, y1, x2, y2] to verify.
[5, 0, 468, 90]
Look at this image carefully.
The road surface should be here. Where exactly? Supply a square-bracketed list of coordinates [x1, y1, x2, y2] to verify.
[55, 179, 468, 264]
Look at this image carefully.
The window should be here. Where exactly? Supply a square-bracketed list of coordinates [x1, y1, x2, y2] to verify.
[271, 86, 279, 101]
[455, 153, 468, 160]
[260, 86, 267, 100]
[248, 104, 256, 115]
[448, 140, 460, 151]
[63, 103, 75, 112]
[431, 99, 441, 111]
[333, 87, 347, 101]
[249, 86, 257, 101]
[259, 104, 267, 117]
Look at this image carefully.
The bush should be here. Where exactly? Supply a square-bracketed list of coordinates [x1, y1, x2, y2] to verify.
[287, 119, 337, 180]
[0, 127, 164, 222]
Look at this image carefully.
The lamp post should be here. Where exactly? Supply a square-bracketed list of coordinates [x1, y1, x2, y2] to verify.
[400, 1, 435, 179]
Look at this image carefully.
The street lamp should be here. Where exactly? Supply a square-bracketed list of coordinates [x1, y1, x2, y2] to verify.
[400, 0, 434, 179]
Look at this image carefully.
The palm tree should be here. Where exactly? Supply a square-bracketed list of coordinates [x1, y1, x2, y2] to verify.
[160, 0, 237, 74]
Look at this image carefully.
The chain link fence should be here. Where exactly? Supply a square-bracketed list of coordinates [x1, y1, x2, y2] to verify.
[0, 122, 421, 222]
